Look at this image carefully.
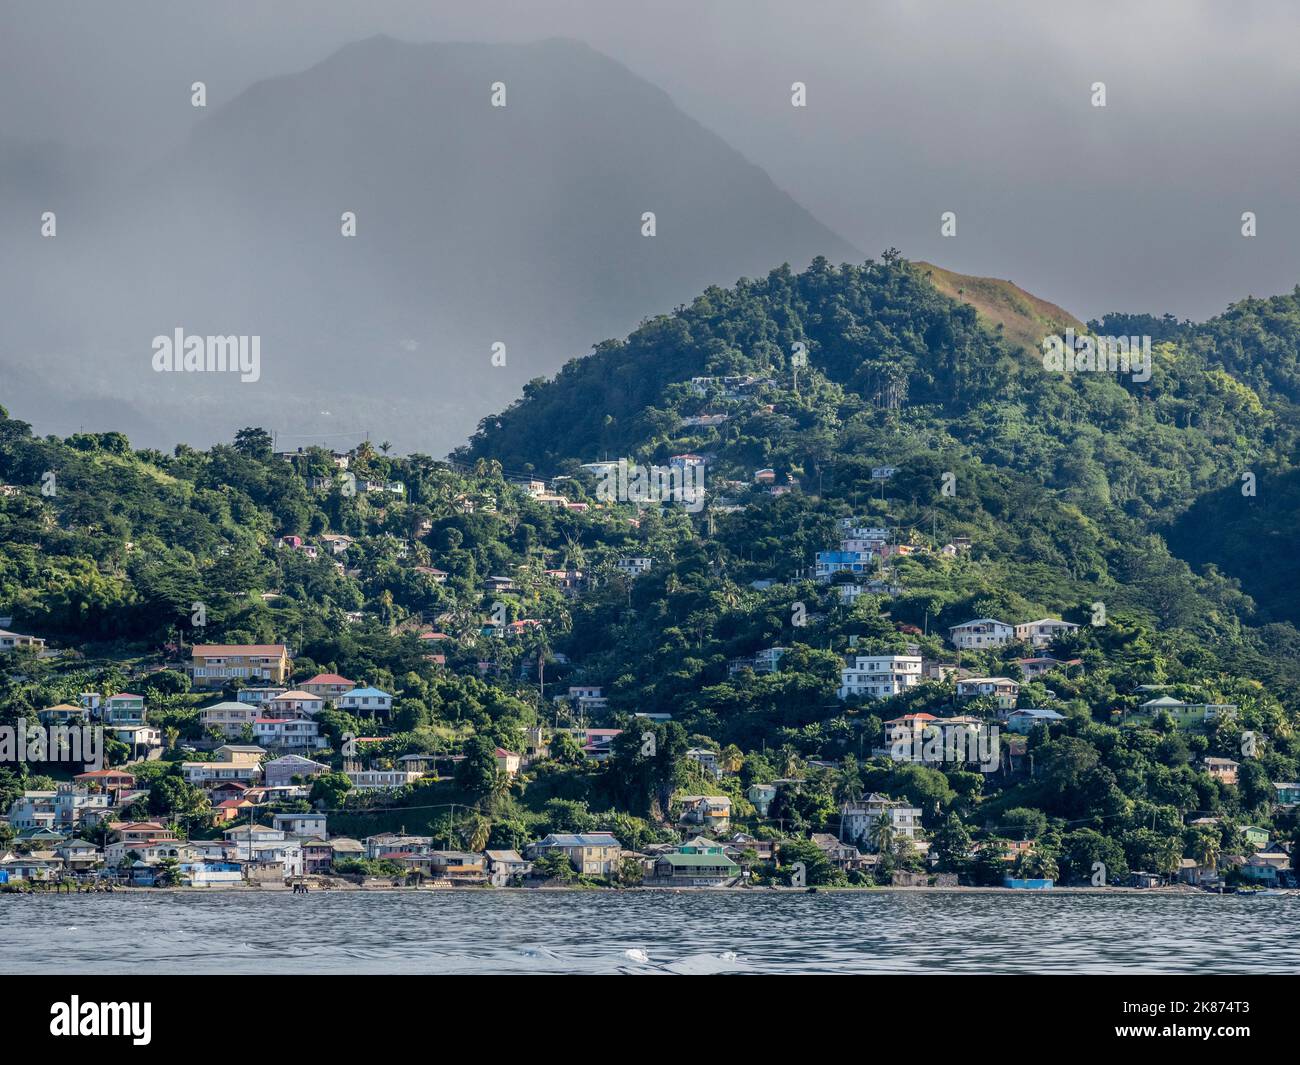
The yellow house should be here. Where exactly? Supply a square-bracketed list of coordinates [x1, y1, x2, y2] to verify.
[187, 644, 292, 689]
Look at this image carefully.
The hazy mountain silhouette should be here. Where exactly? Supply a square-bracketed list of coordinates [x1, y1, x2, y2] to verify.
[0, 35, 858, 454]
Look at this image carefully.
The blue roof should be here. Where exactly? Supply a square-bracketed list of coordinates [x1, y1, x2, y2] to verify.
[343, 686, 391, 699]
[1011, 708, 1065, 720]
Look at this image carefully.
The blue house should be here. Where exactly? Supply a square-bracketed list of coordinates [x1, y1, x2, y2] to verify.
[1005, 708, 1066, 734]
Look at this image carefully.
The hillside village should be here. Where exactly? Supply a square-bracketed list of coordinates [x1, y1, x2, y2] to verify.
[2, 258, 1300, 894]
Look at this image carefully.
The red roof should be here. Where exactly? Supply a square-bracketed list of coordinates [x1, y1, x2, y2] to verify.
[304, 673, 354, 685]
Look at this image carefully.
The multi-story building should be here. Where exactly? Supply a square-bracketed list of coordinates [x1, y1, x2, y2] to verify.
[253, 716, 324, 749]
[338, 686, 393, 716]
[186, 644, 292, 689]
[838, 654, 922, 700]
[1013, 618, 1081, 649]
[271, 812, 328, 839]
[815, 550, 873, 580]
[101, 693, 146, 725]
[265, 690, 325, 718]
[300, 673, 356, 701]
[616, 557, 654, 578]
[531, 832, 622, 877]
[956, 676, 1021, 709]
[839, 794, 923, 851]
[199, 700, 259, 738]
[345, 769, 423, 791]
[262, 754, 330, 788]
[948, 619, 1014, 650]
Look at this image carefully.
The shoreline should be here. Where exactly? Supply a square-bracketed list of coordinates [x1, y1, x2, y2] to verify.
[3, 882, 1273, 897]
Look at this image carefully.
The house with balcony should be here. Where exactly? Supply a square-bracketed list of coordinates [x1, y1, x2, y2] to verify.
[102, 692, 147, 725]
[200, 700, 259, 737]
[266, 690, 325, 718]
[1134, 695, 1235, 728]
[237, 685, 288, 706]
[186, 644, 292, 689]
[300, 673, 356, 701]
[111, 724, 162, 753]
[345, 769, 424, 791]
[576, 727, 622, 761]
[1013, 618, 1080, 649]
[616, 557, 654, 578]
[948, 618, 1014, 650]
[559, 685, 608, 714]
[686, 747, 723, 779]
[815, 549, 873, 581]
[677, 795, 732, 834]
[37, 702, 86, 726]
[54, 839, 102, 874]
[1004, 707, 1066, 733]
[531, 832, 623, 877]
[1202, 757, 1240, 785]
[1015, 656, 1082, 679]
[530, 832, 626, 873]
[0, 628, 45, 653]
[747, 782, 778, 817]
[181, 745, 266, 788]
[253, 716, 324, 750]
[73, 768, 136, 794]
[957, 676, 1021, 710]
[263, 754, 330, 788]
[338, 686, 393, 716]
[840, 794, 923, 851]
[650, 837, 740, 886]
[837, 654, 922, 700]
[272, 812, 327, 839]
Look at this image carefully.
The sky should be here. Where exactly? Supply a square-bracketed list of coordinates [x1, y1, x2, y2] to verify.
[2, 0, 1298, 322]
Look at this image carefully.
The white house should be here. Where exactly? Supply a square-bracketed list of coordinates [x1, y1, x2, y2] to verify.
[200, 700, 259, 737]
[263, 754, 330, 788]
[948, 618, 1014, 650]
[0, 628, 45, 653]
[1014, 618, 1080, 648]
[686, 748, 723, 779]
[840, 794, 923, 850]
[345, 769, 423, 791]
[253, 716, 324, 749]
[266, 690, 325, 718]
[616, 557, 654, 578]
[272, 812, 328, 839]
[338, 686, 393, 715]
[837, 654, 922, 700]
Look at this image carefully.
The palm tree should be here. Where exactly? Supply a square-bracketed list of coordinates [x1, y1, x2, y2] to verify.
[1195, 833, 1220, 872]
[461, 813, 491, 852]
[488, 770, 513, 812]
[870, 812, 895, 854]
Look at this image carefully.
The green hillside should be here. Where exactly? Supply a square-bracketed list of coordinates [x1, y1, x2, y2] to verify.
[2, 253, 1299, 885]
